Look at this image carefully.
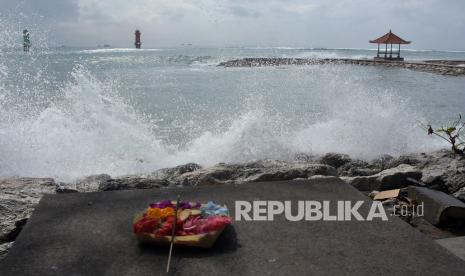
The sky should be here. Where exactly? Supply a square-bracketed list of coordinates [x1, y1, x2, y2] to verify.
[1, 0, 465, 50]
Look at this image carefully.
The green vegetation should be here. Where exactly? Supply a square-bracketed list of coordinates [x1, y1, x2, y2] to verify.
[427, 114, 465, 154]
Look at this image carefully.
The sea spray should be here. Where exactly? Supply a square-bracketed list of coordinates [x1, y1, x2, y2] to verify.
[0, 20, 455, 180]
[0, 66, 171, 180]
[0, 63, 445, 180]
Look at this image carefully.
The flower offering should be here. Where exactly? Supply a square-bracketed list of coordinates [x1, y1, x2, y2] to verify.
[133, 200, 231, 248]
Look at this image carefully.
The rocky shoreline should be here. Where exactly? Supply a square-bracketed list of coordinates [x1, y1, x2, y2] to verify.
[218, 58, 465, 76]
[2, 149, 465, 259]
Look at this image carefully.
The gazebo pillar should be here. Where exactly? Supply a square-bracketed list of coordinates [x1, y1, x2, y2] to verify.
[398, 44, 401, 58]
[377, 44, 380, 57]
[390, 44, 393, 58]
[384, 44, 387, 58]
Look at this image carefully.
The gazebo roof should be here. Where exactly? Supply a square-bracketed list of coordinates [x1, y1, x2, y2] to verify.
[369, 30, 411, 44]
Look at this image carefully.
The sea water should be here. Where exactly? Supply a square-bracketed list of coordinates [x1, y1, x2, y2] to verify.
[2, 38, 465, 180]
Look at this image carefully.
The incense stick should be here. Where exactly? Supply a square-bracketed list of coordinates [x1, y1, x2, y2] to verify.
[166, 195, 180, 273]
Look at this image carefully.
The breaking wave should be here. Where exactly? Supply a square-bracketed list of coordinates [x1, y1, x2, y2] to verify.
[0, 19, 448, 181]
[0, 62, 443, 181]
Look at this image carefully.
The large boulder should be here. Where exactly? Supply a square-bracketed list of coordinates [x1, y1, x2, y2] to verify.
[382, 150, 465, 194]
[98, 177, 169, 191]
[421, 160, 465, 194]
[171, 164, 234, 186]
[337, 159, 376, 177]
[149, 163, 202, 181]
[57, 174, 112, 193]
[158, 160, 336, 186]
[55, 164, 200, 193]
[319, 153, 352, 168]
[370, 154, 395, 170]
[342, 164, 422, 191]
[246, 164, 336, 182]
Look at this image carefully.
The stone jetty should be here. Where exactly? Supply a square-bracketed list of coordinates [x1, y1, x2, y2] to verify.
[218, 58, 465, 76]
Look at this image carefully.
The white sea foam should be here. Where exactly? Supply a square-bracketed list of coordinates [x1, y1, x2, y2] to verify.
[79, 48, 172, 54]
[0, 19, 451, 181]
[0, 63, 444, 181]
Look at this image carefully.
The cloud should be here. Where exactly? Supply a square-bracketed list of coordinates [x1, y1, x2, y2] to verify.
[284, 3, 319, 15]
[228, 5, 261, 18]
[0, 0, 78, 22]
[1, 0, 465, 49]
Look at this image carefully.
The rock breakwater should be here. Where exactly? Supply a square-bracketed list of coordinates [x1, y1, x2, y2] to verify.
[218, 58, 465, 76]
[2, 149, 465, 258]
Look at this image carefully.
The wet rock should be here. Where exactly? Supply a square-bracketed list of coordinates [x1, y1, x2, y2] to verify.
[320, 153, 351, 168]
[195, 174, 227, 186]
[76, 174, 112, 192]
[387, 154, 423, 168]
[246, 164, 336, 182]
[0, 241, 14, 260]
[370, 154, 395, 170]
[98, 177, 168, 191]
[55, 185, 79, 193]
[173, 164, 233, 186]
[307, 175, 340, 181]
[0, 199, 32, 243]
[293, 153, 318, 163]
[344, 167, 381, 177]
[337, 159, 377, 177]
[149, 163, 202, 181]
[161, 161, 337, 186]
[96, 163, 203, 190]
[58, 174, 112, 193]
[0, 178, 56, 259]
[342, 164, 422, 191]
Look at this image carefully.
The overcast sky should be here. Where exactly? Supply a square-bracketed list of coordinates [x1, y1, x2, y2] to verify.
[2, 0, 465, 50]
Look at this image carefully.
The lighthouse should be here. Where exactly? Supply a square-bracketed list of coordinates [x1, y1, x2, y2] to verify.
[23, 29, 31, 52]
[135, 30, 141, 49]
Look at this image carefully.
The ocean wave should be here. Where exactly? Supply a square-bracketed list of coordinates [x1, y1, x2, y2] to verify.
[0, 65, 443, 181]
[78, 48, 173, 54]
[228, 46, 307, 50]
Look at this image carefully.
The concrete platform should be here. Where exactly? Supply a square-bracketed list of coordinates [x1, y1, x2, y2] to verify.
[408, 186, 465, 225]
[436, 236, 465, 262]
[1, 179, 464, 275]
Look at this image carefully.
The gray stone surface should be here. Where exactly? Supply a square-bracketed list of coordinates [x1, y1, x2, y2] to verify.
[0, 242, 13, 260]
[454, 187, 465, 202]
[245, 164, 336, 182]
[0, 178, 56, 243]
[408, 186, 465, 225]
[342, 164, 422, 191]
[319, 153, 352, 168]
[1, 179, 464, 275]
[390, 150, 465, 194]
[436, 236, 465, 262]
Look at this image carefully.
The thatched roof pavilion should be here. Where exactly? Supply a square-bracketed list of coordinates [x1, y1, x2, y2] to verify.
[370, 30, 411, 61]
